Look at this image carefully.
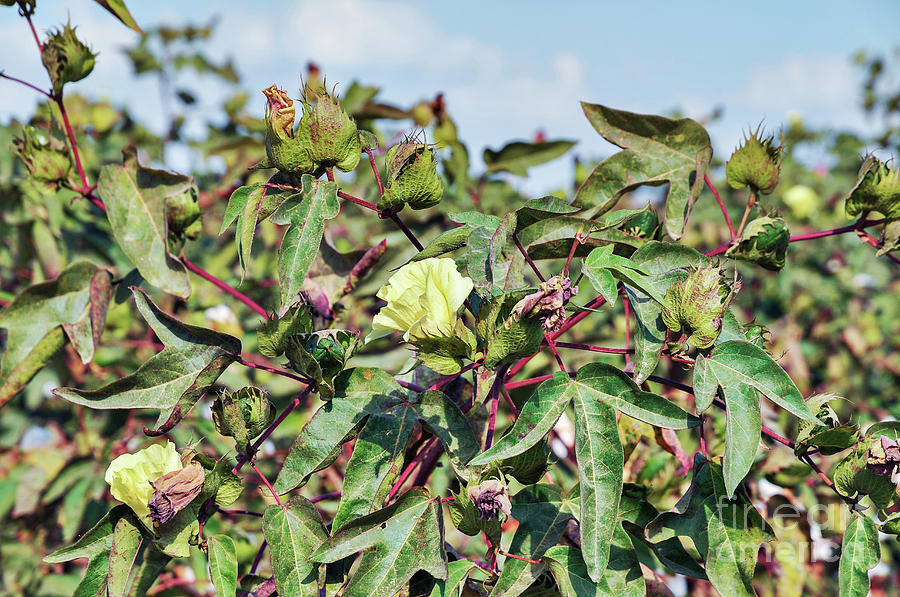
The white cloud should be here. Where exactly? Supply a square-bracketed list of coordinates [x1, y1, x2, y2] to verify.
[738, 53, 858, 113]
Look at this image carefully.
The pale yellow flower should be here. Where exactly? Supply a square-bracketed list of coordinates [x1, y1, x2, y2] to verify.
[368, 257, 473, 342]
[105, 441, 183, 521]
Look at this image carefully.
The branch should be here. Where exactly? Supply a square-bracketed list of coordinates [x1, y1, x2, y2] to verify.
[181, 256, 269, 319]
[705, 174, 735, 239]
[0, 72, 51, 98]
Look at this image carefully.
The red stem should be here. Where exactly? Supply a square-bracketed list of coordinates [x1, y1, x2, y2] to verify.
[55, 95, 90, 192]
[857, 230, 900, 265]
[367, 150, 384, 196]
[705, 174, 735, 239]
[232, 386, 314, 474]
[514, 234, 546, 282]
[236, 356, 310, 384]
[0, 73, 51, 98]
[181, 257, 269, 319]
[483, 366, 509, 450]
[388, 212, 425, 251]
[553, 342, 632, 354]
[338, 189, 379, 211]
[499, 550, 543, 565]
[23, 10, 42, 52]
[251, 461, 283, 506]
[563, 233, 580, 276]
[387, 437, 437, 500]
[309, 490, 342, 504]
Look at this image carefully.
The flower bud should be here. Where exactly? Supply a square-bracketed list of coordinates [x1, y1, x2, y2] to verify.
[725, 215, 790, 271]
[377, 142, 443, 213]
[467, 478, 511, 521]
[411, 101, 434, 126]
[845, 156, 900, 220]
[12, 126, 71, 182]
[726, 128, 782, 194]
[41, 22, 97, 95]
[296, 89, 362, 172]
[661, 265, 740, 350]
[211, 387, 275, 448]
[262, 84, 314, 174]
[621, 208, 660, 239]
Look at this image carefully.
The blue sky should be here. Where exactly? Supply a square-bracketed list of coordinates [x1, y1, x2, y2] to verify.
[2, 0, 898, 191]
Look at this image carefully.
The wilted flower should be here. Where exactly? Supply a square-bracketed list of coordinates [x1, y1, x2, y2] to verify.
[148, 462, 205, 525]
[105, 441, 183, 522]
[507, 275, 578, 333]
[726, 127, 782, 194]
[866, 436, 900, 476]
[467, 479, 511, 520]
[368, 257, 473, 343]
[262, 84, 314, 174]
[377, 142, 443, 213]
[662, 264, 740, 350]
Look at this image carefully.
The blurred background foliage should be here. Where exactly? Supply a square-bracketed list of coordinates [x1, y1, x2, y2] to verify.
[0, 16, 898, 597]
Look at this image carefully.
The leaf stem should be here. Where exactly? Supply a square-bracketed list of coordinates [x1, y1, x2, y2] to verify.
[387, 436, 438, 500]
[705, 174, 735, 239]
[22, 8, 42, 52]
[0, 72, 51, 98]
[734, 189, 756, 239]
[367, 150, 384, 196]
[513, 234, 546, 282]
[337, 189, 379, 211]
[181, 256, 269, 319]
[235, 356, 311, 384]
[484, 365, 510, 450]
[251, 461, 282, 506]
[54, 94, 91, 193]
[857, 229, 900, 266]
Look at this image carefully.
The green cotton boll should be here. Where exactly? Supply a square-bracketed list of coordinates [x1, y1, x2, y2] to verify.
[725, 128, 781, 194]
[483, 316, 544, 370]
[661, 265, 740, 350]
[262, 84, 315, 174]
[41, 22, 97, 95]
[12, 126, 72, 182]
[211, 387, 275, 447]
[725, 216, 790, 271]
[296, 91, 362, 172]
[845, 156, 900, 220]
[377, 143, 444, 212]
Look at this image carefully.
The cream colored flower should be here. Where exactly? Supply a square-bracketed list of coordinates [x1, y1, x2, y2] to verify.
[368, 257, 473, 343]
[105, 441, 182, 521]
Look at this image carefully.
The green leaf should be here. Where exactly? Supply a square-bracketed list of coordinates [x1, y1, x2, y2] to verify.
[220, 184, 255, 234]
[54, 288, 241, 434]
[264, 497, 329, 597]
[483, 140, 576, 176]
[333, 405, 418, 530]
[573, 363, 700, 429]
[491, 485, 572, 597]
[274, 368, 405, 494]
[577, 104, 712, 239]
[0, 261, 110, 379]
[469, 372, 571, 466]
[0, 326, 65, 407]
[466, 212, 517, 295]
[73, 550, 110, 597]
[429, 559, 477, 597]
[693, 340, 816, 423]
[311, 488, 448, 597]
[838, 515, 880, 597]
[410, 226, 473, 262]
[472, 365, 695, 470]
[92, 0, 144, 33]
[278, 174, 340, 314]
[98, 148, 194, 297]
[207, 535, 237, 597]
[646, 455, 774, 597]
[582, 245, 666, 308]
[45, 505, 138, 563]
[722, 383, 762, 499]
[544, 532, 645, 597]
[515, 196, 581, 231]
[106, 515, 144, 597]
[413, 390, 481, 476]
[571, 377, 624, 582]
